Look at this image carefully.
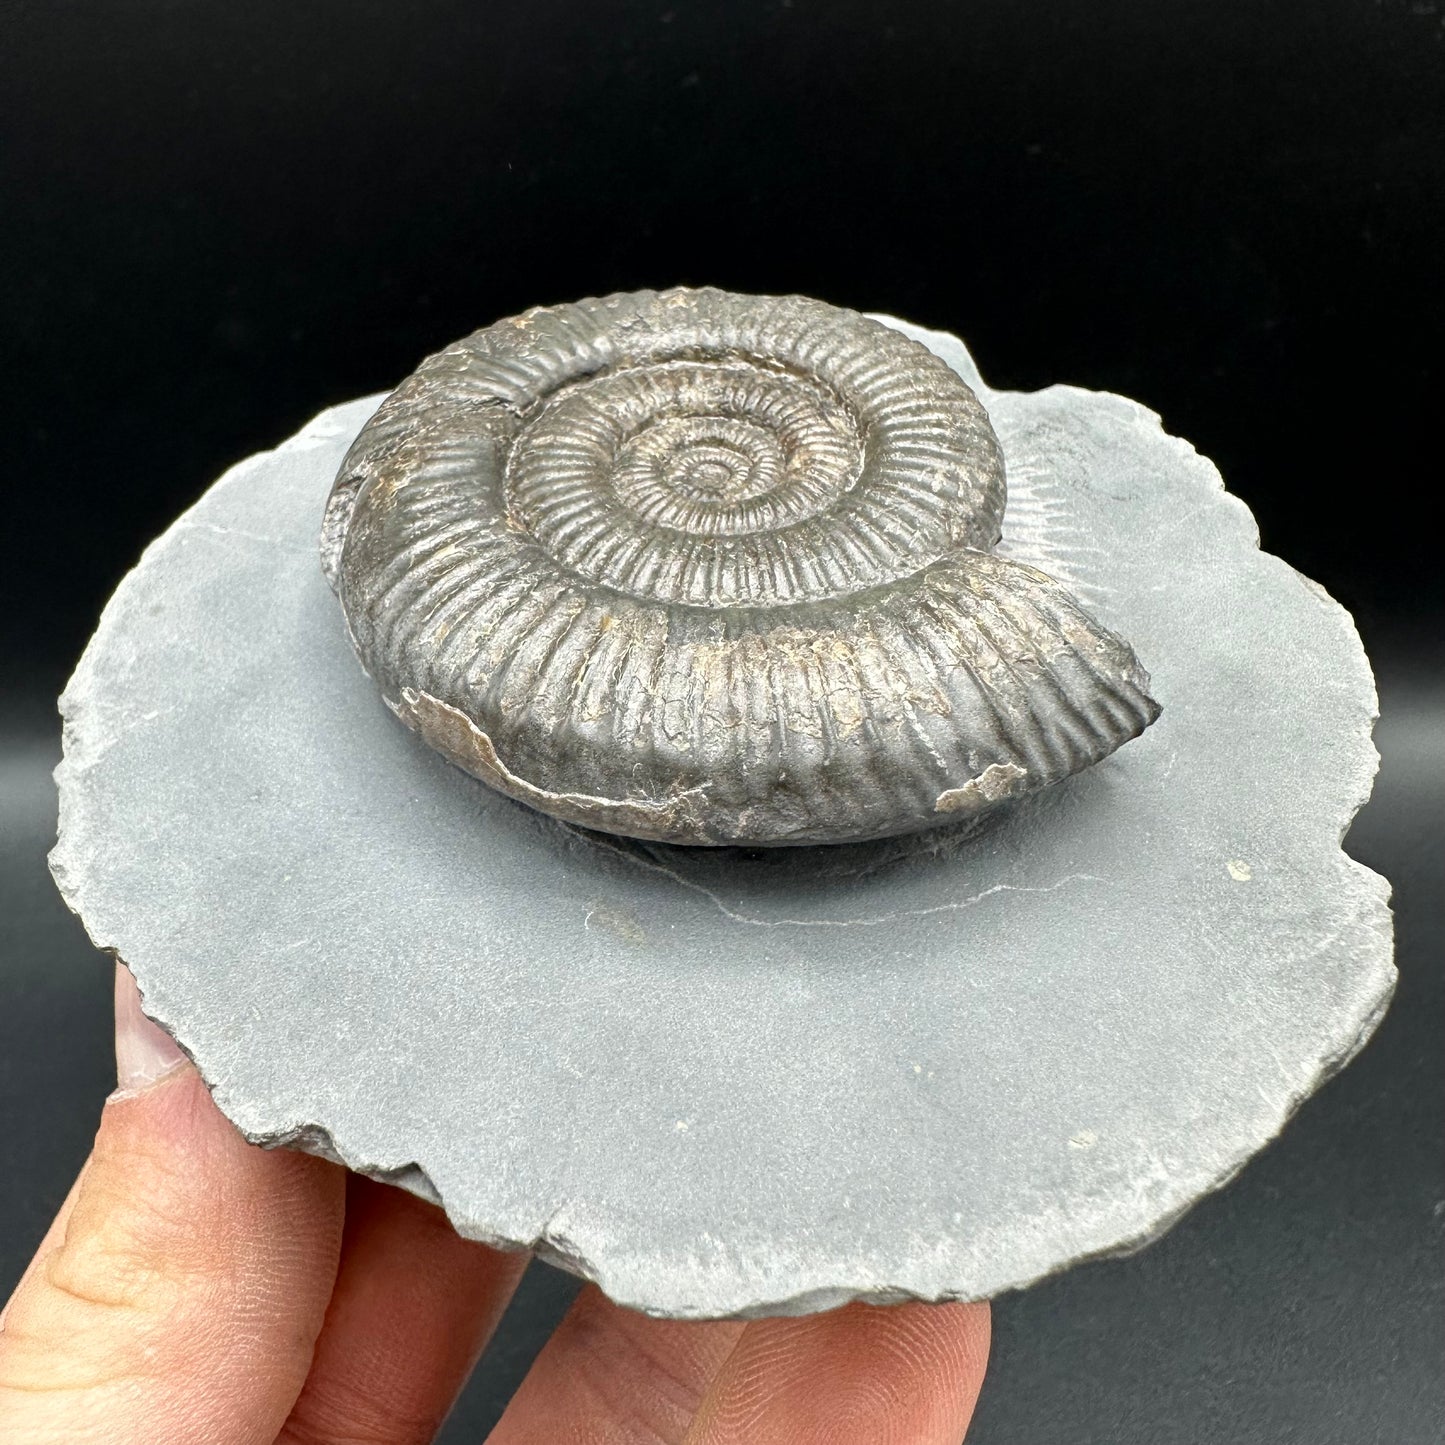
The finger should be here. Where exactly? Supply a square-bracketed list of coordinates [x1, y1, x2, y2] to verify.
[682, 1299, 991, 1445]
[0, 1167, 87, 1334]
[0, 964, 346, 1445]
[275, 1174, 526, 1445]
[488, 1283, 746, 1445]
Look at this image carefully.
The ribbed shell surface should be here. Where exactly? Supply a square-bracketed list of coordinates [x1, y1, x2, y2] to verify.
[323, 288, 1160, 844]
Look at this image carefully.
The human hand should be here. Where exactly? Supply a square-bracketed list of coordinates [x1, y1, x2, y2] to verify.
[0, 964, 989, 1443]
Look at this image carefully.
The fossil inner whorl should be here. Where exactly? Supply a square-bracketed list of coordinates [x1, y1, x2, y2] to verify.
[510, 361, 865, 595]
[323, 288, 1161, 847]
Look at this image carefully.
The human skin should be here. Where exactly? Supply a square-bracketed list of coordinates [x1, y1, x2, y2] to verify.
[0, 964, 990, 1444]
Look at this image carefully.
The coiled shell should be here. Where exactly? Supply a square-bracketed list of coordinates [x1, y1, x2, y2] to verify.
[322, 288, 1160, 845]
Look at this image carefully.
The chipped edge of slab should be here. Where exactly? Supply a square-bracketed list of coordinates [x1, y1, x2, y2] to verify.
[48, 337, 1397, 1320]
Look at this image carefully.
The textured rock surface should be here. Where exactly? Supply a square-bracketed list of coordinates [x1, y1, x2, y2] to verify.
[50, 320, 1394, 1319]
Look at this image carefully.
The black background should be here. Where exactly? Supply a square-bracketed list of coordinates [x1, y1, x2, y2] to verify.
[2, 2, 1441, 1441]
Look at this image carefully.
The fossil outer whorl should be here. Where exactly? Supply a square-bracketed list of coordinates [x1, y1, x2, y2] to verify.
[322, 288, 1160, 845]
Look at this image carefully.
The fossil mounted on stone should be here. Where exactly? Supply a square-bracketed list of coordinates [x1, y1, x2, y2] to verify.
[321, 287, 1160, 845]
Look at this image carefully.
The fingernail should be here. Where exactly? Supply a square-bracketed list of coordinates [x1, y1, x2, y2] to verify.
[113, 963, 188, 1094]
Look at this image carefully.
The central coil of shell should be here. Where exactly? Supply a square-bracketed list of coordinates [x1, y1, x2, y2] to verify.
[323, 288, 1159, 846]
[505, 349, 997, 607]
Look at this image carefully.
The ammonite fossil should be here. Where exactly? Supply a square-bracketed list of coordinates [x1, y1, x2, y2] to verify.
[322, 288, 1160, 846]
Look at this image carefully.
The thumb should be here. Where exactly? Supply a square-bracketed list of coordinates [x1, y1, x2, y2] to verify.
[0, 964, 345, 1445]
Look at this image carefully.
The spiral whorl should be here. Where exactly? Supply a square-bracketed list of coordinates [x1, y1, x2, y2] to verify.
[323, 288, 1159, 845]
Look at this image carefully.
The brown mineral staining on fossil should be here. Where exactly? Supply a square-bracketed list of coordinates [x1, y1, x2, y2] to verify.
[322, 288, 1160, 845]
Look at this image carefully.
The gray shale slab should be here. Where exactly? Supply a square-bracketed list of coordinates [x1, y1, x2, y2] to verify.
[49, 320, 1394, 1319]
